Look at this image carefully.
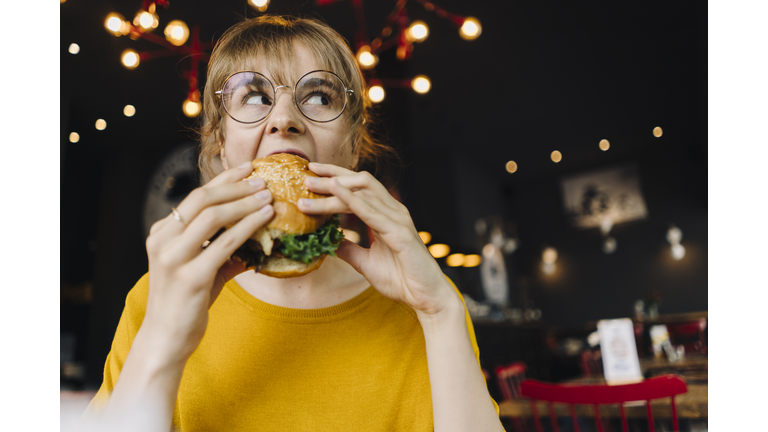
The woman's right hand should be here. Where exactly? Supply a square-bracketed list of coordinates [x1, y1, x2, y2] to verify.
[143, 161, 274, 365]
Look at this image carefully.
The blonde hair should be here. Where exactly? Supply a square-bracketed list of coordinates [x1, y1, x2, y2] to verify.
[197, 15, 399, 185]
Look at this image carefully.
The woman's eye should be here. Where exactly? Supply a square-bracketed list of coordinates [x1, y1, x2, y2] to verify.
[245, 94, 271, 105]
[304, 94, 330, 106]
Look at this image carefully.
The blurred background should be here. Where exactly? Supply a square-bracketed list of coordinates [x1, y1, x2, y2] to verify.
[61, 0, 706, 429]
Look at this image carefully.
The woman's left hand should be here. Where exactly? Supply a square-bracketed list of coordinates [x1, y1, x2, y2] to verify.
[298, 163, 457, 317]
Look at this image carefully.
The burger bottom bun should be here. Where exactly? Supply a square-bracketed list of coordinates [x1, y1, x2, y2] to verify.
[258, 255, 326, 278]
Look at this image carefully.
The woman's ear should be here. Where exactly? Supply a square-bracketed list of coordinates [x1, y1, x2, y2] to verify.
[218, 131, 229, 170]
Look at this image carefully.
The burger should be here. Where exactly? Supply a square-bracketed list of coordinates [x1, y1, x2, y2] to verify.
[230, 153, 345, 278]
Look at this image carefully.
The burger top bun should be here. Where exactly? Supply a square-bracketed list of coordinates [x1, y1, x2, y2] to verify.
[246, 153, 332, 235]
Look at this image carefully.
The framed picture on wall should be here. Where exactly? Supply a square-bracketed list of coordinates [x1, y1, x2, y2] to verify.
[560, 163, 648, 229]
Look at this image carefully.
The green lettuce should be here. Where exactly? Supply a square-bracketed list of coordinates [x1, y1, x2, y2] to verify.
[278, 214, 345, 264]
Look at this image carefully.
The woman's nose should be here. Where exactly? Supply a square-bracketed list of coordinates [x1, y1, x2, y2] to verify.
[266, 87, 305, 136]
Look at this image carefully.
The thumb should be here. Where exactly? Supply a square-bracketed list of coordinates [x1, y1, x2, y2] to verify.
[334, 239, 369, 275]
[210, 258, 248, 308]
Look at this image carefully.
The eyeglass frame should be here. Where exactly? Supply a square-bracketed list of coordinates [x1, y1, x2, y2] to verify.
[214, 69, 355, 124]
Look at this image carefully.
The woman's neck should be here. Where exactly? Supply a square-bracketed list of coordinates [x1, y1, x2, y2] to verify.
[232, 255, 371, 309]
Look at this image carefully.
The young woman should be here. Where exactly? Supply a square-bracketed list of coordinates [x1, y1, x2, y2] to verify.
[86, 15, 504, 432]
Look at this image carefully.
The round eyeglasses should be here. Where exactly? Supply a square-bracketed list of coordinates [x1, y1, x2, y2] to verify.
[215, 70, 354, 124]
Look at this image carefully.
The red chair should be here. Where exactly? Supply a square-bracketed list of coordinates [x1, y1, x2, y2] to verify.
[520, 375, 688, 432]
[667, 318, 707, 354]
[579, 349, 603, 377]
[496, 362, 528, 401]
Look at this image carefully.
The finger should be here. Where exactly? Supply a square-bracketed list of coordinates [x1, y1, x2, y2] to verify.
[157, 176, 268, 241]
[171, 190, 273, 260]
[307, 161, 356, 178]
[334, 239, 369, 276]
[326, 178, 402, 236]
[193, 203, 275, 274]
[204, 161, 254, 188]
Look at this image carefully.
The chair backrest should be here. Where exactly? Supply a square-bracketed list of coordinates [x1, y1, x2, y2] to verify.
[495, 362, 527, 401]
[520, 375, 688, 432]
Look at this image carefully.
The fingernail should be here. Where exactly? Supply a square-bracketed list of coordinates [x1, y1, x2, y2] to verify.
[249, 177, 265, 187]
[255, 190, 271, 200]
[260, 204, 273, 214]
[299, 198, 312, 208]
[238, 161, 252, 169]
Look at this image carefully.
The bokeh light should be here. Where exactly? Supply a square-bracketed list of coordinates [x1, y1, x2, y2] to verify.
[459, 17, 482, 40]
[412, 75, 431, 94]
[105, 13, 128, 36]
[121, 49, 140, 69]
[69, 132, 80, 143]
[463, 254, 482, 267]
[164, 20, 190, 46]
[368, 85, 385, 103]
[123, 105, 136, 117]
[599, 139, 610, 151]
[182, 98, 202, 118]
[671, 243, 686, 260]
[418, 231, 432, 244]
[134, 10, 159, 32]
[68, 43, 80, 54]
[407, 21, 429, 42]
[653, 126, 663, 137]
[446, 253, 465, 267]
[356, 46, 378, 70]
[542, 247, 558, 264]
[95, 119, 107, 131]
[428, 244, 450, 259]
[505, 160, 518, 173]
[551, 150, 562, 163]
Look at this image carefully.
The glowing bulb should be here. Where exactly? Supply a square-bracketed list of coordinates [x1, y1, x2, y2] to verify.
[551, 150, 562, 163]
[134, 10, 159, 31]
[105, 13, 128, 36]
[446, 253, 465, 267]
[599, 139, 610, 151]
[418, 231, 432, 244]
[69, 132, 80, 143]
[164, 20, 190, 46]
[343, 229, 361, 244]
[541, 262, 556, 275]
[356, 46, 378, 70]
[671, 243, 686, 260]
[121, 49, 140, 69]
[68, 43, 80, 54]
[542, 247, 558, 264]
[463, 254, 482, 267]
[249, 0, 270, 11]
[182, 98, 202, 118]
[407, 21, 429, 42]
[667, 225, 683, 244]
[482, 243, 495, 257]
[505, 160, 518, 173]
[653, 127, 663, 137]
[603, 237, 617, 254]
[123, 105, 136, 117]
[459, 17, 482, 40]
[412, 75, 431, 94]
[95, 119, 107, 131]
[428, 244, 450, 259]
[368, 85, 385, 103]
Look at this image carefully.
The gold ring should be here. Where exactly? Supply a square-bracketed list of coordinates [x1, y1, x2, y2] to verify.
[171, 207, 187, 226]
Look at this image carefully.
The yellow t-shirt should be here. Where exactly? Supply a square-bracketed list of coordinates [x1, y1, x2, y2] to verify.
[87, 273, 500, 431]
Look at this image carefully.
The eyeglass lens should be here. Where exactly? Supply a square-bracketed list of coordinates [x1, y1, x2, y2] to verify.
[221, 71, 347, 123]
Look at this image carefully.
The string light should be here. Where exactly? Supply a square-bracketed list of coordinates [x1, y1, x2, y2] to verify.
[653, 126, 663, 137]
[121, 49, 140, 69]
[68, 43, 80, 54]
[95, 119, 107, 131]
[123, 105, 136, 117]
[428, 244, 450, 258]
[406, 21, 429, 42]
[356, 46, 378, 70]
[164, 20, 190, 46]
[666, 225, 685, 261]
[182, 98, 202, 118]
[599, 139, 610, 151]
[418, 231, 432, 244]
[551, 150, 562, 163]
[248, 0, 270, 12]
[463, 254, 482, 267]
[505, 160, 518, 173]
[446, 254, 465, 267]
[368, 85, 385, 103]
[69, 132, 80, 143]
[542, 247, 558, 264]
[459, 17, 482, 40]
[134, 9, 159, 32]
[411, 75, 431, 94]
[105, 13, 129, 37]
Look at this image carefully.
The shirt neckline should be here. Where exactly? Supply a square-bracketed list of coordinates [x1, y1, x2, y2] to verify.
[223, 278, 378, 323]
